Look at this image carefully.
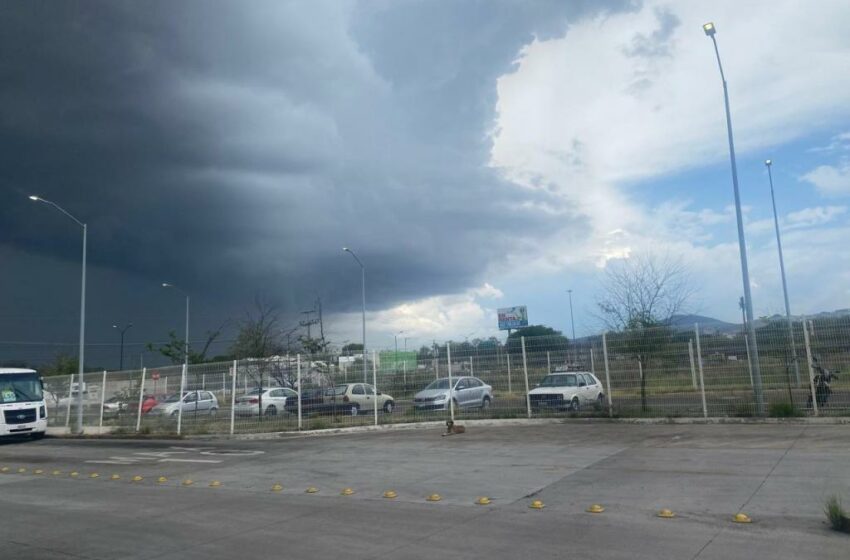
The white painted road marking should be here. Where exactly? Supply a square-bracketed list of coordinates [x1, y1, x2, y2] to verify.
[85, 447, 263, 465]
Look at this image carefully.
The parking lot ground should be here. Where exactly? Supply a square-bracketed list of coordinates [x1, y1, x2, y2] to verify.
[1, 423, 848, 559]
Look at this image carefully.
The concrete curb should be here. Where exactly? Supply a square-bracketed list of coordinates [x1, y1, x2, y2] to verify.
[46, 415, 850, 440]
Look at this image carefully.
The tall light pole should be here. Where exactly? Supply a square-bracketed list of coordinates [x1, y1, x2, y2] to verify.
[112, 323, 133, 371]
[162, 283, 190, 366]
[703, 22, 765, 414]
[29, 195, 87, 434]
[566, 289, 576, 341]
[394, 330, 404, 374]
[765, 159, 801, 387]
[343, 247, 367, 383]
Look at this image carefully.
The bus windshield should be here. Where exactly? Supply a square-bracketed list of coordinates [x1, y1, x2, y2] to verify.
[0, 373, 43, 404]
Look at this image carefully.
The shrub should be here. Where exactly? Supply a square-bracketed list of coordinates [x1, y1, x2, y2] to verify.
[768, 402, 800, 418]
[825, 495, 850, 533]
[309, 419, 328, 431]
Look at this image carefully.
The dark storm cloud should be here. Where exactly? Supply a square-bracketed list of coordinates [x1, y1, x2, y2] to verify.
[1, 0, 624, 344]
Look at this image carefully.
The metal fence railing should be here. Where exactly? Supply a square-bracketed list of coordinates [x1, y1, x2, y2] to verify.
[40, 317, 849, 435]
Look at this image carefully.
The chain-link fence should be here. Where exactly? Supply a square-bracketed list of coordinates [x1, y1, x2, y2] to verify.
[37, 317, 849, 435]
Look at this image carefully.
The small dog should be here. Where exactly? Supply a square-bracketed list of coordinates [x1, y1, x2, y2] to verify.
[442, 420, 466, 436]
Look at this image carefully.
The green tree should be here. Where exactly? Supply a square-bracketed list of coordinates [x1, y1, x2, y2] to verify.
[41, 354, 79, 377]
[341, 343, 363, 354]
[147, 326, 224, 365]
[505, 325, 569, 356]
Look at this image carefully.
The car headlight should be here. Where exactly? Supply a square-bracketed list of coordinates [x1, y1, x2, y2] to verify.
[40, 405, 46, 419]
[433, 394, 447, 402]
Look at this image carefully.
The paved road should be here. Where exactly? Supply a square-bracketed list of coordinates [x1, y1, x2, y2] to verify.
[1, 423, 848, 559]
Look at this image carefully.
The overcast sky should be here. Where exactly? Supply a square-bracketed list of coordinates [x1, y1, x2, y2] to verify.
[2, 1, 849, 367]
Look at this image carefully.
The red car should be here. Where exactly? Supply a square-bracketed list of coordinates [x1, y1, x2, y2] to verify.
[127, 395, 160, 414]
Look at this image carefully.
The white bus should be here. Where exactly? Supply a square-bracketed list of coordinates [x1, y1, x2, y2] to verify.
[0, 368, 48, 439]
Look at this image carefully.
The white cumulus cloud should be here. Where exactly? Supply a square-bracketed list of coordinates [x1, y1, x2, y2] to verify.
[801, 162, 850, 198]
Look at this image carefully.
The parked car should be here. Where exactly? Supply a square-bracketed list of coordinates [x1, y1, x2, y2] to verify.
[234, 387, 298, 416]
[528, 372, 605, 411]
[284, 383, 394, 416]
[102, 395, 129, 417]
[126, 394, 161, 415]
[413, 376, 493, 411]
[149, 390, 219, 418]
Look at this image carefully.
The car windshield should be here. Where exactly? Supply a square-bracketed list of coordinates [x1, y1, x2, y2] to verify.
[245, 388, 266, 395]
[539, 374, 577, 387]
[0, 373, 43, 403]
[424, 379, 451, 390]
[326, 385, 348, 396]
[162, 393, 183, 403]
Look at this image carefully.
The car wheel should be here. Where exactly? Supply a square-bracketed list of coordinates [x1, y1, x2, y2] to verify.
[209, 407, 218, 417]
[171, 411, 179, 418]
[350, 404, 359, 416]
[595, 394, 605, 411]
[481, 397, 491, 410]
[383, 401, 394, 414]
[571, 397, 580, 412]
[265, 405, 277, 416]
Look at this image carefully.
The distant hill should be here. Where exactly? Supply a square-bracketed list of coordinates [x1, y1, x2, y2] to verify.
[668, 314, 739, 334]
[670, 308, 850, 336]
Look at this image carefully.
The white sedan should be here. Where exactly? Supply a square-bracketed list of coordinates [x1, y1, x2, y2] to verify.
[233, 387, 297, 417]
[528, 372, 605, 411]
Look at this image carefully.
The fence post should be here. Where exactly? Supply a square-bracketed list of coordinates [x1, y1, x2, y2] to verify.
[372, 350, 378, 426]
[602, 333, 612, 418]
[201, 373, 206, 390]
[469, 356, 473, 377]
[590, 348, 595, 376]
[177, 363, 187, 436]
[446, 343, 454, 422]
[65, 373, 74, 427]
[229, 360, 237, 435]
[546, 351, 551, 374]
[506, 353, 512, 394]
[98, 370, 107, 428]
[688, 341, 697, 389]
[521, 336, 531, 418]
[802, 320, 819, 417]
[135, 368, 146, 432]
[297, 354, 302, 430]
[744, 335, 754, 388]
[694, 324, 708, 418]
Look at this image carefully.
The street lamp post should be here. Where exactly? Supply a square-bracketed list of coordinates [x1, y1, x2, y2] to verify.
[394, 330, 404, 374]
[343, 248, 367, 383]
[765, 160, 801, 387]
[162, 283, 190, 365]
[703, 22, 765, 414]
[567, 289, 576, 366]
[29, 195, 87, 434]
[113, 323, 133, 371]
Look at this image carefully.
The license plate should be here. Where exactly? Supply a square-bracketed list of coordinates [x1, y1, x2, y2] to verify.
[16, 425, 27, 429]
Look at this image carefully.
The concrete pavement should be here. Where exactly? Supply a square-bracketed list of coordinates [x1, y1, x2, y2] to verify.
[1, 423, 848, 559]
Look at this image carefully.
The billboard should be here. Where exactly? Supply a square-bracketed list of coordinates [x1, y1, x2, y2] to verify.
[498, 306, 528, 330]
